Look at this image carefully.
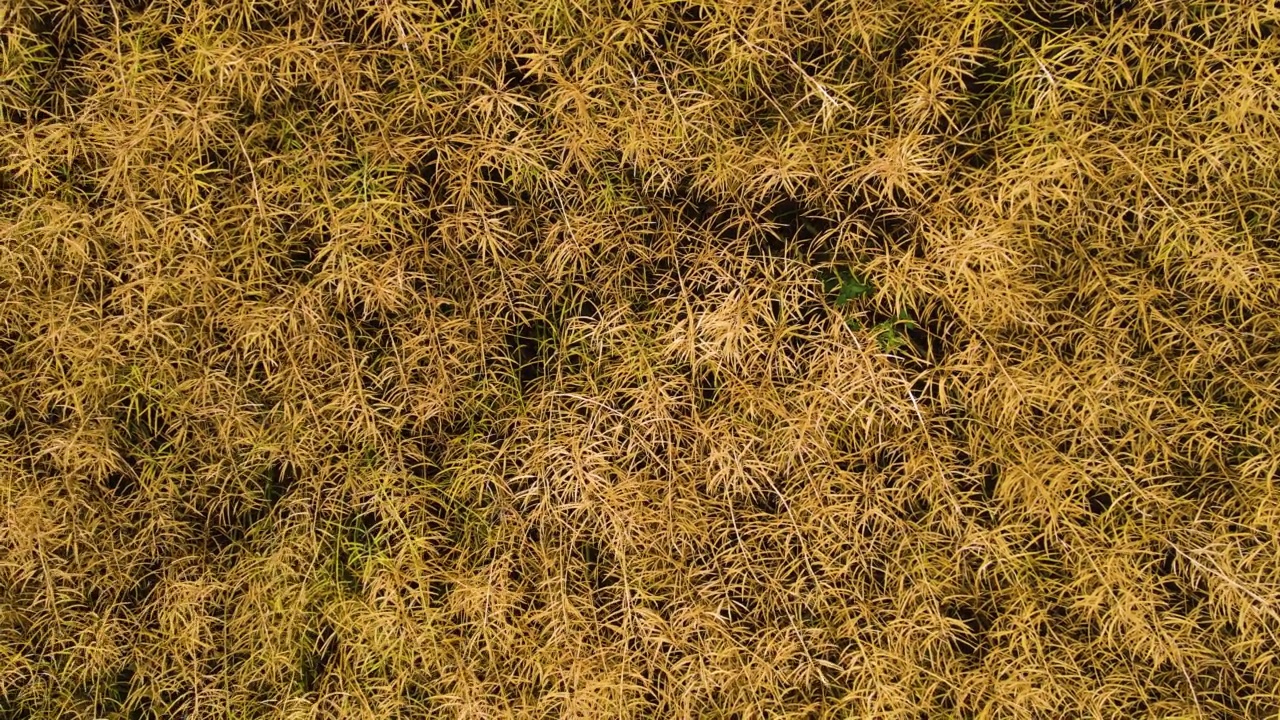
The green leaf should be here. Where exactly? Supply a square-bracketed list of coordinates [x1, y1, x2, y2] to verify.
[820, 267, 873, 307]
[876, 327, 907, 351]
[870, 312, 916, 351]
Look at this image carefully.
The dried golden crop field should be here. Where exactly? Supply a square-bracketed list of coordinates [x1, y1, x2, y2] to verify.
[2, 0, 1280, 717]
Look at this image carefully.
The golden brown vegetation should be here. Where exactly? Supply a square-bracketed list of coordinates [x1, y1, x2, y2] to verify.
[3, 0, 1280, 716]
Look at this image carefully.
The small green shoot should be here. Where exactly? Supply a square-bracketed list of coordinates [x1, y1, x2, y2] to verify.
[823, 267, 916, 351]
[821, 266, 874, 307]
[870, 311, 917, 352]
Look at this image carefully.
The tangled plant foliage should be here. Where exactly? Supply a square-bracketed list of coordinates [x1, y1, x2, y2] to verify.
[2, 0, 1280, 716]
